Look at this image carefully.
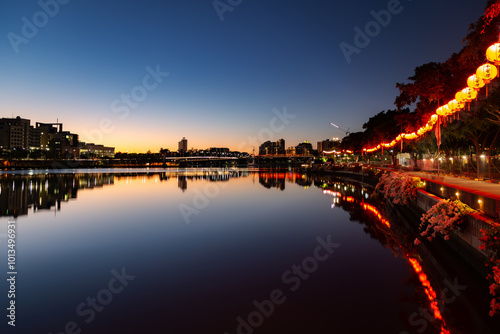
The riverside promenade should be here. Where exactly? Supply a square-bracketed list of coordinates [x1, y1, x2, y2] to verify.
[404, 170, 500, 218]
[407, 171, 500, 198]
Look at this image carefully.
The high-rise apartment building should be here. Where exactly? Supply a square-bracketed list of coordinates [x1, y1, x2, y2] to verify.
[178, 137, 188, 153]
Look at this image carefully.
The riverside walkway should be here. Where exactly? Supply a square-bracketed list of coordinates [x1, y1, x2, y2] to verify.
[369, 167, 500, 217]
[406, 171, 500, 199]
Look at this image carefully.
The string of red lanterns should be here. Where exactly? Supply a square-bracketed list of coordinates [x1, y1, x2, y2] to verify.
[361, 41, 500, 154]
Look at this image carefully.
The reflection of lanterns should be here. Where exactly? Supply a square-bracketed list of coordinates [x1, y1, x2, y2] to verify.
[476, 63, 498, 83]
[486, 43, 500, 64]
[467, 74, 485, 90]
[461, 87, 477, 101]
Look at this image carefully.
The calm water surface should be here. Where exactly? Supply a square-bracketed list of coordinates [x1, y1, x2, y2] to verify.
[0, 168, 499, 334]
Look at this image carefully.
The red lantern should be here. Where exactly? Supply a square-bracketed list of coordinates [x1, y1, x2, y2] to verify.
[476, 63, 498, 84]
[486, 43, 500, 65]
[461, 87, 477, 101]
[467, 74, 485, 90]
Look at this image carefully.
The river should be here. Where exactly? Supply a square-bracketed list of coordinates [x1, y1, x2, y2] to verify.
[0, 168, 498, 334]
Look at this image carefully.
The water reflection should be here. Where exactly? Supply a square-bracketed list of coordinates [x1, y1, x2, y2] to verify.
[318, 177, 500, 333]
[0, 169, 251, 217]
[0, 174, 114, 217]
[1, 169, 499, 333]
[257, 171, 313, 190]
[318, 179, 451, 333]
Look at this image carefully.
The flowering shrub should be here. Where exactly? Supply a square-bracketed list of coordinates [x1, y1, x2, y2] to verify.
[374, 172, 424, 205]
[416, 199, 474, 244]
[480, 222, 500, 317]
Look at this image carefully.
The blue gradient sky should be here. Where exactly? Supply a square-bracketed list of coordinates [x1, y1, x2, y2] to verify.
[0, 0, 487, 152]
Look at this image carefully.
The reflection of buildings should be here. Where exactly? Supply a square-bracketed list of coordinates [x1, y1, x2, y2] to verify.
[0, 174, 114, 217]
[177, 176, 187, 192]
[0, 170, 251, 216]
[157, 170, 249, 190]
[257, 172, 312, 190]
[259, 173, 286, 190]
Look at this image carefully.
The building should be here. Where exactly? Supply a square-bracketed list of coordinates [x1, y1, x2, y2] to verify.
[276, 139, 285, 153]
[0, 117, 116, 159]
[29, 125, 41, 149]
[287, 141, 313, 156]
[50, 131, 79, 157]
[209, 147, 229, 156]
[79, 142, 115, 158]
[178, 137, 188, 154]
[259, 139, 285, 156]
[317, 139, 339, 155]
[34, 122, 80, 157]
[36, 122, 63, 150]
[0, 117, 31, 150]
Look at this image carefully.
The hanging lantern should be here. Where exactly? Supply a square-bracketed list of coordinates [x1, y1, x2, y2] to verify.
[436, 107, 444, 116]
[476, 63, 498, 83]
[448, 100, 457, 112]
[467, 74, 485, 90]
[431, 114, 438, 123]
[486, 43, 500, 65]
[449, 99, 464, 112]
[441, 104, 451, 115]
[461, 87, 477, 101]
[455, 91, 466, 103]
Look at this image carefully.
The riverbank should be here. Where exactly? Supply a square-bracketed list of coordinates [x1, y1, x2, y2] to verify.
[314, 167, 495, 274]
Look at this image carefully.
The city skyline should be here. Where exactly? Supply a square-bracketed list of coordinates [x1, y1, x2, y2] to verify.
[0, 0, 487, 153]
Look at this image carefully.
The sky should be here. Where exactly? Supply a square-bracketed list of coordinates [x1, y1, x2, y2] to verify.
[0, 0, 489, 153]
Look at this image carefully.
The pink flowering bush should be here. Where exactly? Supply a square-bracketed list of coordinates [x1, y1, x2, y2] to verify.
[374, 172, 424, 205]
[479, 222, 500, 317]
[416, 199, 474, 243]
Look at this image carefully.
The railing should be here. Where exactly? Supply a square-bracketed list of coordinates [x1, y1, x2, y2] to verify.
[398, 155, 500, 181]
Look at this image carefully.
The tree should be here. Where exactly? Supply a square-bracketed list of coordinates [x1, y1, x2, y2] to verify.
[340, 132, 364, 153]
